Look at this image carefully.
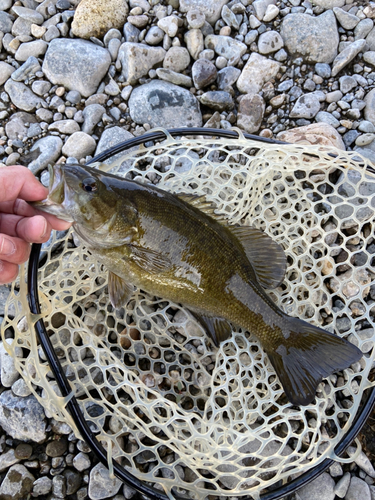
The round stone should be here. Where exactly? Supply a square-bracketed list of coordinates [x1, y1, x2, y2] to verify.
[72, 0, 129, 39]
[187, 9, 205, 29]
[62, 132, 96, 160]
[192, 58, 217, 89]
[163, 46, 191, 72]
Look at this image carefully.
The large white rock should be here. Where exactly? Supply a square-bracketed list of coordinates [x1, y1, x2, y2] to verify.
[236, 53, 281, 95]
[117, 42, 166, 85]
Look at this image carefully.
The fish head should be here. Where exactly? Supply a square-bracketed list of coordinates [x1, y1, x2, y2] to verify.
[33, 163, 138, 246]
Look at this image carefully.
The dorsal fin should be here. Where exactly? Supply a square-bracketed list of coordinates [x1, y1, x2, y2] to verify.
[176, 193, 227, 222]
[230, 226, 287, 289]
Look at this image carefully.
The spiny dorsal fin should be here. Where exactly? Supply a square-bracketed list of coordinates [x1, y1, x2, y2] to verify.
[230, 226, 287, 289]
[177, 193, 227, 222]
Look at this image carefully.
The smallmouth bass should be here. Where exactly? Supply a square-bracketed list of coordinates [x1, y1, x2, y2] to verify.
[33, 163, 362, 406]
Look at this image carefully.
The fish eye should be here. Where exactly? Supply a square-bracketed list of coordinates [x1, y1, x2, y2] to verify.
[82, 177, 97, 193]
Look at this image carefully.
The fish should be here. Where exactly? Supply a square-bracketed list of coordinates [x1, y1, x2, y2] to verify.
[33, 163, 363, 406]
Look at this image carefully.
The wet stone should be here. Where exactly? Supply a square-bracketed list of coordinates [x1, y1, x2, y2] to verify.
[46, 437, 68, 457]
[0, 464, 35, 500]
[15, 443, 33, 460]
[63, 469, 82, 495]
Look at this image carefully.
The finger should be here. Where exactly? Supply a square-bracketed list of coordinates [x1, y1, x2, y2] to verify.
[0, 234, 30, 264]
[0, 260, 19, 285]
[0, 165, 48, 203]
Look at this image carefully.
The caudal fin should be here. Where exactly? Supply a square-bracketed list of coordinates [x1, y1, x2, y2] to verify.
[267, 318, 362, 406]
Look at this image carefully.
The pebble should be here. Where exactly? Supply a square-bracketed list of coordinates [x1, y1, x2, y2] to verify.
[95, 126, 134, 166]
[129, 80, 202, 128]
[0, 391, 47, 443]
[216, 65, 241, 90]
[12, 378, 32, 397]
[117, 42, 165, 85]
[0, 11, 14, 33]
[158, 15, 180, 38]
[331, 39, 367, 77]
[0, 339, 21, 387]
[11, 56, 40, 82]
[33, 477, 52, 496]
[347, 446, 375, 477]
[237, 53, 281, 94]
[184, 28, 204, 59]
[367, 27, 375, 51]
[334, 471, 351, 498]
[62, 131, 96, 159]
[82, 104, 105, 134]
[237, 93, 265, 133]
[297, 472, 335, 500]
[164, 46, 190, 72]
[280, 11, 339, 63]
[365, 88, 375, 125]
[192, 58, 217, 89]
[88, 463, 122, 500]
[316, 111, 340, 128]
[199, 90, 234, 111]
[46, 437, 68, 457]
[258, 30, 284, 54]
[355, 19, 374, 40]
[43, 38, 111, 97]
[144, 25, 164, 45]
[333, 7, 360, 30]
[179, 0, 228, 25]
[0, 61, 15, 86]
[222, 5, 239, 30]
[48, 119, 80, 134]
[205, 34, 247, 66]
[0, 449, 20, 473]
[156, 68, 193, 87]
[14, 39, 48, 62]
[28, 135, 63, 174]
[263, 4, 280, 22]
[187, 9, 205, 29]
[73, 452, 91, 471]
[277, 123, 345, 149]
[4, 79, 44, 112]
[0, 464, 35, 500]
[345, 476, 371, 500]
[72, 0, 129, 39]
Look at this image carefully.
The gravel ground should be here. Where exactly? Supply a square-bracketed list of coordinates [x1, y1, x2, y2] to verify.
[1, 0, 375, 498]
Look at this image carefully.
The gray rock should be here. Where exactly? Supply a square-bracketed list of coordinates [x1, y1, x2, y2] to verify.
[237, 93, 265, 133]
[364, 51, 375, 67]
[329, 462, 343, 477]
[12, 5, 44, 24]
[192, 58, 217, 89]
[184, 28, 204, 60]
[129, 80, 202, 128]
[0, 391, 47, 442]
[156, 68, 193, 87]
[354, 139, 375, 163]
[163, 46, 190, 72]
[179, 0, 229, 25]
[64, 469, 81, 495]
[367, 27, 375, 52]
[123, 22, 140, 43]
[258, 30, 284, 54]
[222, 4, 239, 30]
[280, 11, 339, 64]
[145, 26, 164, 45]
[199, 91, 234, 111]
[333, 7, 359, 30]
[66, 90, 81, 104]
[187, 9, 206, 29]
[62, 131, 96, 160]
[0, 464, 35, 500]
[217, 66, 241, 90]
[346, 446, 375, 477]
[157, 15, 180, 38]
[237, 53, 281, 95]
[88, 463, 122, 500]
[205, 34, 247, 66]
[310, 0, 344, 7]
[42, 39, 111, 98]
[105, 77, 120, 96]
[73, 452, 91, 471]
[11, 56, 40, 82]
[334, 472, 351, 498]
[0, 0, 12, 10]
[0, 339, 22, 387]
[0, 61, 15, 85]
[12, 378, 32, 397]
[204, 111, 221, 128]
[345, 477, 371, 500]
[94, 126, 134, 168]
[290, 93, 321, 119]
[315, 111, 340, 128]
[117, 42, 165, 85]
[82, 104, 105, 134]
[52, 475, 66, 498]
[32, 80, 51, 96]
[0, 11, 13, 33]
[315, 63, 331, 78]
[296, 472, 335, 500]
[0, 449, 20, 473]
[331, 39, 366, 77]
[5, 111, 37, 140]
[28, 135, 63, 175]
[108, 38, 121, 61]
[4, 79, 43, 112]
[32, 477, 52, 496]
[48, 119, 80, 134]
[358, 120, 375, 133]
[355, 19, 374, 41]
[15, 40, 48, 62]
[339, 75, 357, 93]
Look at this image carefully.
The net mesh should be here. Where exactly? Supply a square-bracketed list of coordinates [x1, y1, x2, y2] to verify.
[2, 129, 375, 499]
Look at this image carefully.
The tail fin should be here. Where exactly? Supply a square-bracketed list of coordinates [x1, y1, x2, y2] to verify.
[267, 317, 362, 406]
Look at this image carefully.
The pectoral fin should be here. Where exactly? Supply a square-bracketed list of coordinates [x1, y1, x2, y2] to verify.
[108, 272, 134, 309]
[130, 245, 172, 274]
[190, 311, 232, 346]
[230, 226, 287, 289]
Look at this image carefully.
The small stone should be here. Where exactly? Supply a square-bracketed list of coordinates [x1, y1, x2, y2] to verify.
[316, 111, 340, 128]
[237, 52, 280, 95]
[334, 472, 351, 498]
[32, 477, 52, 496]
[11, 56, 40, 82]
[339, 75, 357, 93]
[277, 123, 345, 149]
[333, 7, 360, 30]
[199, 91, 234, 111]
[363, 51, 375, 67]
[14, 444, 33, 460]
[192, 58, 217, 89]
[258, 30, 283, 54]
[289, 93, 321, 119]
[62, 131, 96, 160]
[48, 119, 80, 134]
[347, 446, 375, 477]
[364, 88, 375, 125]
[184, 28, 204, 59]
[117, 42, 166, 84]
[11, 378, 32, 397]
[0, 11, 14, 33]
[297, 472, 335, 500]
[64, 469, 81, 496]
[105, 78, 120, 96]
[4, 79, 44, 112]
[123, 22, 140, 43]
[28, 136, 63, 175]
[46, 437, 68, 458]
[0, 339, 21, 387]
[345, 476, 371, 500]
[358, 121, 375, 133]
[367, 27, 375, 51]
[52, 475, 66, 498]
[163, 46, 190, 72]
[179, 0, 228, 25]
[158, 15, 179, 38]
[82, 104, 105, 134]
[156, 68, 193, 87]
[0, 449, 20, 473]
[253, 0, 275, 21]
[215, 56, 227, 69]
[95, 126, 134, 167]
[356, 133, 375, 146]
[73, 452, 91, 472]
[72, 0, 129, 39]
[88, 463, 122, 500]
[315, 63, 331, 78]
[329, 462, 343, 477]
[331, 39, 366, 77]
[0, 464, 35, 500]
[216, 66, 241, 90]
[186, 9, 205, 29]
[144, 26, 164, 45]
[128, 15, 149, 28]
[0, 61, 15, 86]
[237, 93, 265, 133]
[204, 111, 221, 128]
[205, 34, 247, 66]
[263, 4, 279, 22]
[31, 24, 46, 38]
[221, 5, 239, 30]
[14, 40, 48, 62]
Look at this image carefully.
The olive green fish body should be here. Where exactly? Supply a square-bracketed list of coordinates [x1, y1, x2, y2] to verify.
[33, 163, 363, 406]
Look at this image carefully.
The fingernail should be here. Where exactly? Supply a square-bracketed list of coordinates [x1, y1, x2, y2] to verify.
[40, 218, 48, 238]
[0, 236, 15, 256]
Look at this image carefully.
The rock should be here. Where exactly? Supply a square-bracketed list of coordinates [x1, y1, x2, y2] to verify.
[354, 140, 375, 164]
[28, 136, 63, 175]
[355, 20, 374, 41]
[163, 46, 190, 72]
[12, 378, 32, 397]
[204, 111, 221, 128]
[315, 111, 340, 128]
[14, 40, 48, 62]
[73, 452, 91, 471]
[0, 0, 12, 10]
[11, 56, 40, 82]
[46, 437, 68, 457]
[12, 5, 43, 24]
[296, 472, 335, 500]
[72, 0, 129, 39]
[331, 39, 366, 77]
[42, 39, 111, 98]
[217, 66, 241, 90]
[88, 463, 122, 500]
[184, 29, 204, 59]
[145, 26, 164, 46]
[5, 79, 43, 112]
[105, 78, 120, 96]
[356, 133, 375, 147]
[263, 4, 279, 22]
[192, 58, 217, 89]
[237, 53, 281, 95]
[222, 5, 239, 30]
[346, 446, 375, 477]
[311, 0, 344, 6]
[156, 68, 193, 87]
[365, 88, 375, 125]
[364, 51, 375, 66]
[339, 75, 357, 93]
[345, 477, 371, 500]
[290, 93, 321, 119]
[199, 91, 234, 111]
[237, 93, 265, 133]
[5, 111, 37, 141]
[315, 63, 331, 78]
[179, 0, 229, 25]
[187, 9, 206, 29]
[64, 469, 81, 496]
[0, 11, 13, 33]
[48, 119, 80, 134]
[32, 477, 52, 496]
[367, 27, 375, 51]
[0, 449, 20, 473]
[95, 126, 134, 167]
[128, 15, 148, 28]
[280, 11, 339, 64]
[333, 7, 360, 30]
[334, 472, 351, 498]
[0, 339, 21, 387]
[277, 123, 345, 150]
[253, 0, 275, 21]
[205, 34, 247, 66]
[123, 22, 140, 43]
[82, 104, 105, 134]
[117, 42, 165, 85]
[157, 15, 180, 38]
[0, 61, 15, 85]
[0, 464, 35, 500]
[258, 30, 284, 54]
[0, 391, 47, 442]
[62, 131, 96, 160]
[129, 80, 202, 128]
[66, 90, 81, 104]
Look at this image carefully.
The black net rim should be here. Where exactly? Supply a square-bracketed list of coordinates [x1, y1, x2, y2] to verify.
[27, 128, 375, 500]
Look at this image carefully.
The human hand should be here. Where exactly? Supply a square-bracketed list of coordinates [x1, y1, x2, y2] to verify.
[0, 165, 72, 285]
